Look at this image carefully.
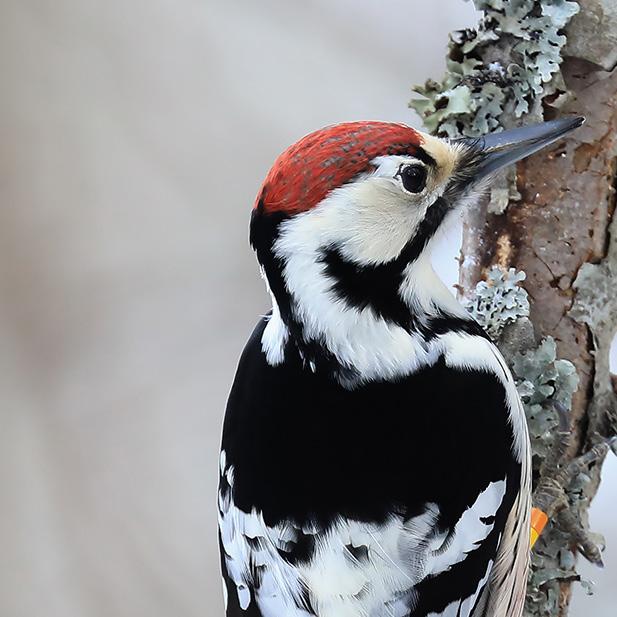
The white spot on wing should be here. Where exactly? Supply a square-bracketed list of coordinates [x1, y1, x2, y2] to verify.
[261, 296, 289, 365]
[237, 584, 250, 610]
[427, 480, 506, 576]
[218, 453, 314, 616]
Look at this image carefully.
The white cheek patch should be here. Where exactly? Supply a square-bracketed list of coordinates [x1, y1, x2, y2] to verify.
[273, 201, 435, 384]
[305, 179, 424, 267]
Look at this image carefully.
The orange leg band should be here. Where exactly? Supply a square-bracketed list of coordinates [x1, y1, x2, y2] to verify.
[530, 507, 549, 548]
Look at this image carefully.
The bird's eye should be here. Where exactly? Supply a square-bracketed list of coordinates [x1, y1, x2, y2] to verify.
[398, 164, 427, 194]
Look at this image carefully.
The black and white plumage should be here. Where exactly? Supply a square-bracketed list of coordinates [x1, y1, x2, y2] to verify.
[218, 119, 583, 617]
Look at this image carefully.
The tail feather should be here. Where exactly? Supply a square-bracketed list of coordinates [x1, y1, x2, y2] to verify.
[480, 404, 532, 617]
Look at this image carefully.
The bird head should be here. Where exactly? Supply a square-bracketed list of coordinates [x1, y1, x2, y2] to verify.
[249, 118, 583, 381]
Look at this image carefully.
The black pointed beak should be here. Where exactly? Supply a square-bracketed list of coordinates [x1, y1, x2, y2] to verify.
[455, 116, 585, 180]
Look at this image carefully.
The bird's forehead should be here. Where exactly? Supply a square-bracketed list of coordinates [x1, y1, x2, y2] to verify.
[417, 132, 459, 181]
[254, 121, 426, 215]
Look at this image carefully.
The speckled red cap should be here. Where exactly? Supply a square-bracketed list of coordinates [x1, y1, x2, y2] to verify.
[255, 121, 424, 214]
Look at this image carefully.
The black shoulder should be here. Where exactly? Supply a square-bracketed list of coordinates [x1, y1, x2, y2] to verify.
[221, 315, 288, 447]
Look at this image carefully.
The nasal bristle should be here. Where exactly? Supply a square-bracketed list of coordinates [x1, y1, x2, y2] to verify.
[255, 121, 424, 215]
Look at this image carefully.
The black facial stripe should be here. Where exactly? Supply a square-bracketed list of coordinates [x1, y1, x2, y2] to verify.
[399, 195, 451, 263]
[322, 246, 489, 341]
[320, 246, 417, 332]
[427, 312, 489, 340]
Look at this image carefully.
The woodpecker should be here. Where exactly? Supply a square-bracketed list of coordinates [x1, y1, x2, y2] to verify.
[218, 117, 583, 617]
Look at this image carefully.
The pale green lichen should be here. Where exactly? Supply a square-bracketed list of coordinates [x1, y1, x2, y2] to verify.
[465, 266, 530, 339]
[526, 464, 599, 615]
[410, 0, 580, 137]
[527, 525, 580, 616]
[513, 337, 579, 461]
[465, 268, 582, 613]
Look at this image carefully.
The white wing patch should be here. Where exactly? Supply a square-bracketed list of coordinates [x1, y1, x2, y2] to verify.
[218, 451, 506, 617]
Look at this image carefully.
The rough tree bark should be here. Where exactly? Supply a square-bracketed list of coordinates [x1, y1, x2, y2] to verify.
[461, 53, 617, 617]
[460, 6, 617, 617]
[413, 1, 617, 615]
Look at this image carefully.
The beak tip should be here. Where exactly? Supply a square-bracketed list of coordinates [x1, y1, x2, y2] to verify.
[551, 115, 585, 135]
[571, 115, 585, 128]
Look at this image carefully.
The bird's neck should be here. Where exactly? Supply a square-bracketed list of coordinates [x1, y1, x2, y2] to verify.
[261, 253, 477, 386]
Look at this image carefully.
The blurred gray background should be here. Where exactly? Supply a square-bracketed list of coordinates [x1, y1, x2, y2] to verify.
[1, 1, 615, 616]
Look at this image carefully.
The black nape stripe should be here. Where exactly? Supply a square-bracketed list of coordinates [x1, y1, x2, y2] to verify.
[250, 205, 364, 380]
[413, 147, 438, 167]
[250, 203, 292, 323]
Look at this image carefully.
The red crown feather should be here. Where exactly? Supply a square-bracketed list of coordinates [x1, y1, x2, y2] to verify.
[255, 121, 424, 215]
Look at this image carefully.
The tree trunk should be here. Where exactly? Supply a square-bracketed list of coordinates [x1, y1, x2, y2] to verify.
[411, 1, 617, 612]
[459, 4, 617, 616]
